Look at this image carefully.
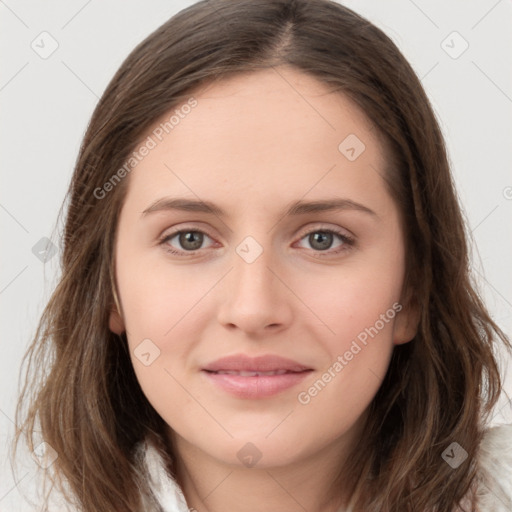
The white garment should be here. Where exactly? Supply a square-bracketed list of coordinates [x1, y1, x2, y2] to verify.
[140, 424, 512, 512]
[475, 424, 512, 511]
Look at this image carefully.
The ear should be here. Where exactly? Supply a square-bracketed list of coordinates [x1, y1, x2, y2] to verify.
[108, 287, 125, 335]
[109, 306, 125, 335]
[393, 293, 420, 345]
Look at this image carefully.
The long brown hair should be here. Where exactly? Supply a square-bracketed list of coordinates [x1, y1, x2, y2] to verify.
[14, 0, 511, 510]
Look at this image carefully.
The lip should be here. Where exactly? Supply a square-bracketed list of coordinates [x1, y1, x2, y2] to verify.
[201, 354, 313, 399]
[202, 354, 312, 373]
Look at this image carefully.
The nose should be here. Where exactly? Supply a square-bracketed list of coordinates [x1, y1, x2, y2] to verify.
[216, 241, 293, 336]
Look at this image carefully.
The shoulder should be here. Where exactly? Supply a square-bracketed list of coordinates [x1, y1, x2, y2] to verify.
[473, 423, 512, 512]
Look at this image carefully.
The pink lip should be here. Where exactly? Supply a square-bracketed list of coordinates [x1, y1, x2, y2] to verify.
[202, 354, 312, 372]
[201, 354, 313, 399]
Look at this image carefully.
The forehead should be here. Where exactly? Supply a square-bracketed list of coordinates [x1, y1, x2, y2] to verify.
[121, 67, 391, 217]
[182, 66, 377, 150]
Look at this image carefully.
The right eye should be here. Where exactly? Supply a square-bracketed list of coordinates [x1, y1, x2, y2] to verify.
[159, 228, 217, 255]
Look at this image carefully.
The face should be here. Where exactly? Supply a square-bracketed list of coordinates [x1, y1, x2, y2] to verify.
[110, 67, 417, 470]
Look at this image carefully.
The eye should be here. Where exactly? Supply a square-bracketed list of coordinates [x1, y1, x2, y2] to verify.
[159, 229, 215, 255]
[295, 228, 354, 256]
[158, 226, 355, 258]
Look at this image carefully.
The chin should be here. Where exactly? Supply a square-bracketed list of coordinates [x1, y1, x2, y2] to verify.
[204, 433, 314, 469]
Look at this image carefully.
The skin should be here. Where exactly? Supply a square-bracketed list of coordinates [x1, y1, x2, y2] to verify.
[109, 66, 418, 512]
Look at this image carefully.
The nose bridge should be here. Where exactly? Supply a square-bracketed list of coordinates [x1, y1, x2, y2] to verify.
[232, 233, 277, 300]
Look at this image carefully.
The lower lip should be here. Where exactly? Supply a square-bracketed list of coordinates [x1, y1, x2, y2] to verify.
[202, 370, 312, 399]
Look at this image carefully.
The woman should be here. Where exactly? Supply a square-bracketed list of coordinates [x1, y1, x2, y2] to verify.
[14, 0, 512, 510]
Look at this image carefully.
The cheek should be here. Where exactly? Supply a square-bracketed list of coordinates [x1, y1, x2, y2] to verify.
[302, 275, 399, 388]
[116, 244, 211, 340]
[116, 253, 216, 409]
[296, 253, 404, 346]
[293, 279, 401, 434]
[118, 264, 206, 418]
[291, 252, 404, 431]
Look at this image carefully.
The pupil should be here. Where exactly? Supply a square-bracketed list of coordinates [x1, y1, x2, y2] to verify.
[180, 231, 203, 250]
[310, 231, 332, 251]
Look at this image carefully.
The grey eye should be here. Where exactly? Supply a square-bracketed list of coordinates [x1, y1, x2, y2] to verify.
[308, 231, 334, 251]
[177, 231, 204, 251]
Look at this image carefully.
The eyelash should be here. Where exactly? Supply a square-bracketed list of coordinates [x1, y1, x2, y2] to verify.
[158, 225, 355, 258]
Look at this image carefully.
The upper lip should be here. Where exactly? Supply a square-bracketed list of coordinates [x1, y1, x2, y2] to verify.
[202, 354, 312, 373]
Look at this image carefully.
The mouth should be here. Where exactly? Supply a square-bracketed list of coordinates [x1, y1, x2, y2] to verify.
[204, 369, 304, 376]
[202, 353, 312, 373]
[201, 354, 313, 399]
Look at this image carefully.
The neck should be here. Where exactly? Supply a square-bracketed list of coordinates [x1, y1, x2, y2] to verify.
[167, 425, 364, 512]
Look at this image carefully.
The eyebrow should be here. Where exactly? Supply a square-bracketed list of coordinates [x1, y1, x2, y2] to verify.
[141, 197, 378, 218]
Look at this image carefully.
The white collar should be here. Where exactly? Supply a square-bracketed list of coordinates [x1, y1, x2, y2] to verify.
[139, 423, 512, 512]
[140, 438, 190, 512]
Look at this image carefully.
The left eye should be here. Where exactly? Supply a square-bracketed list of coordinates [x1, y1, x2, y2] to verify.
[295, 230, 352, 252]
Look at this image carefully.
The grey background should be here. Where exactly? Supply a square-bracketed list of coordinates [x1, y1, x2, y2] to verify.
[1, 0, 511, 509]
